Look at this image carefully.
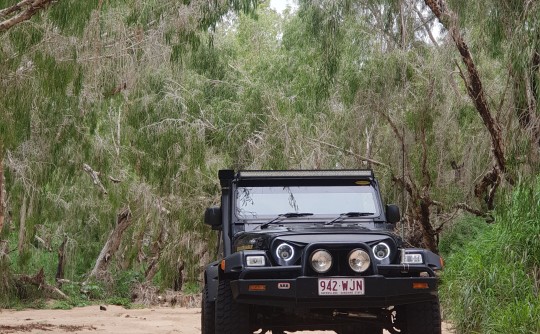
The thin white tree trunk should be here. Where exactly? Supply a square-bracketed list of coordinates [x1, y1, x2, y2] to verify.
[18, 196, 27, 255]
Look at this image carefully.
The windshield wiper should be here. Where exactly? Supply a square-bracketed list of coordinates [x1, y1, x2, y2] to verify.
[325, 212, 375, 225]
[259, 212, 314, 229]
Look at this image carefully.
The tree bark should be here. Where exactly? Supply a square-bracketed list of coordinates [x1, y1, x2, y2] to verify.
[0, 145, 6, 259]
[424, 0, 511, 213]
[88, 207, 132, 279]
[17, 196, 28, 256]
[0, 154, 4, 236]
[0, 0, 33, 18]
[56, 235, 67, 288]
[419, 199, 438, 253]
[392, 175, 439, 253]
[0, 0, 57, 33]
[173, 260, 184, 292]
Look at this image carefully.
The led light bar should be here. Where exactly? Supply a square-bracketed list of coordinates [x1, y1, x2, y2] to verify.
[238, 170, 374, 178]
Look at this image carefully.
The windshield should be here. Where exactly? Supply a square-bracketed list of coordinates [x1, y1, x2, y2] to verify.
[235, 185, 380, 219]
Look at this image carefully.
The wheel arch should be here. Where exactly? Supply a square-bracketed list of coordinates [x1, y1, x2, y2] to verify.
[204, 261, 220, 302]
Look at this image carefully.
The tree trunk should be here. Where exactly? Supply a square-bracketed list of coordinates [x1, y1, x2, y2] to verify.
[173, 260, 184, 292]
[0, 154, 4, 235]
[17, 196, 28, 256]
[0, 148, 6, 260]
[424, 0, 511, 214]
[135, 224, 146, 264]
[419, 199, 438, 253]
[392, 174, 439, 253]
[56, 235, 67, 288]
[424, 0, 507, 175]
[144, 222, 166, 282]
[88, 207, 132, 279]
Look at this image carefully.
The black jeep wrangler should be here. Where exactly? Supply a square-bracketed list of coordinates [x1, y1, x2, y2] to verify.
[202, 170, 442, 334]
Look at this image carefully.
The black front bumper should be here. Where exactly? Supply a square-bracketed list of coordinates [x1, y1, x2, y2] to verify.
[230, 275, 438, 308]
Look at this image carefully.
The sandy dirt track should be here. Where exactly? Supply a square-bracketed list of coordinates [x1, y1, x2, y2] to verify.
[0, 305, 454, 334]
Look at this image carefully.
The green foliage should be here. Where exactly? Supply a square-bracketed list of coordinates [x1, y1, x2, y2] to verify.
[48, 0, 100, 36]
[182, 281, 201, 295]
[441, 179, 540, 334]
[50, 297, 92, 310]
[13, 299, 47, 310]
[81, 280, 106, 300]
[126, 0, 170, 27]
[50, 300, 75, 310]
[8, 25, 43, 54]
[457, 105, 477, 130]
[200, 0, 258, 30]
[113, 270, 143, 299]
[0, 258, 14, 306]
[438, 215, 489, 258]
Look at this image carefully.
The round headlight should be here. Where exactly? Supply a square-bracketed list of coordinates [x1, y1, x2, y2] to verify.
[276, 243, 295, 261]
[310, 249, 333, 273]
[373, 243, 391, 260]
[348, 249, 371, 273]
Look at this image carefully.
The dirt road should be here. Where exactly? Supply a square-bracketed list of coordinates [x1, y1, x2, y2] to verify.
[0, 305, 454, 333]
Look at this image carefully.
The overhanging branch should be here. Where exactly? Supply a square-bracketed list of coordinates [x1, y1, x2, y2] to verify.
[309, 138, 389, 168]
[0, 0, 57, 33]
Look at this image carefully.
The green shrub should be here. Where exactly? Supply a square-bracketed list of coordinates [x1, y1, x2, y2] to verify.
[438, 214, 489, 258]
[182, 281, 201, 295]
[0, 258, 14, 307]
[441, 179, 540, 334]
[80, 281, 106, 300]
[112, 270, 143, 299]
[50, 300, 75, 310]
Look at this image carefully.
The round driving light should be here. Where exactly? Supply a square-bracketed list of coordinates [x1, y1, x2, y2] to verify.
[276, 243, 295, 261]
[310, 249, 333, 273]
[373, 243, 391, 260]
[348, 249, 371, 273]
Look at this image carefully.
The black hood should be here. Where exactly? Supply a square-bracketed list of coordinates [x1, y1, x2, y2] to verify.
[233, 227, 401, 253]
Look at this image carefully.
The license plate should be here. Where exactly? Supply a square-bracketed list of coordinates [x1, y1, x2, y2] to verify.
[318, 278, 365, 296]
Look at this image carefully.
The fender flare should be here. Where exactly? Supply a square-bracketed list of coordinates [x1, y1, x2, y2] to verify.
[204, 261, 220, 302]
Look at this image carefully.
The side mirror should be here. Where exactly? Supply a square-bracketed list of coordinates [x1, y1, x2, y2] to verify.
[205, 206, 222, 230]
[386, 204, 400, 224]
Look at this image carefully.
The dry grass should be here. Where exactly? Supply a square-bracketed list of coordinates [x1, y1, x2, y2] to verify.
[131, 282, 200, 308]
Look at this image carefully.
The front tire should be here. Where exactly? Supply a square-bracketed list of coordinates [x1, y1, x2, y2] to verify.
[394, 298, 441, 334]
[338, 324, 383, 334]
[201, 282, 215, 334]
[215, 279, 250, 334]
